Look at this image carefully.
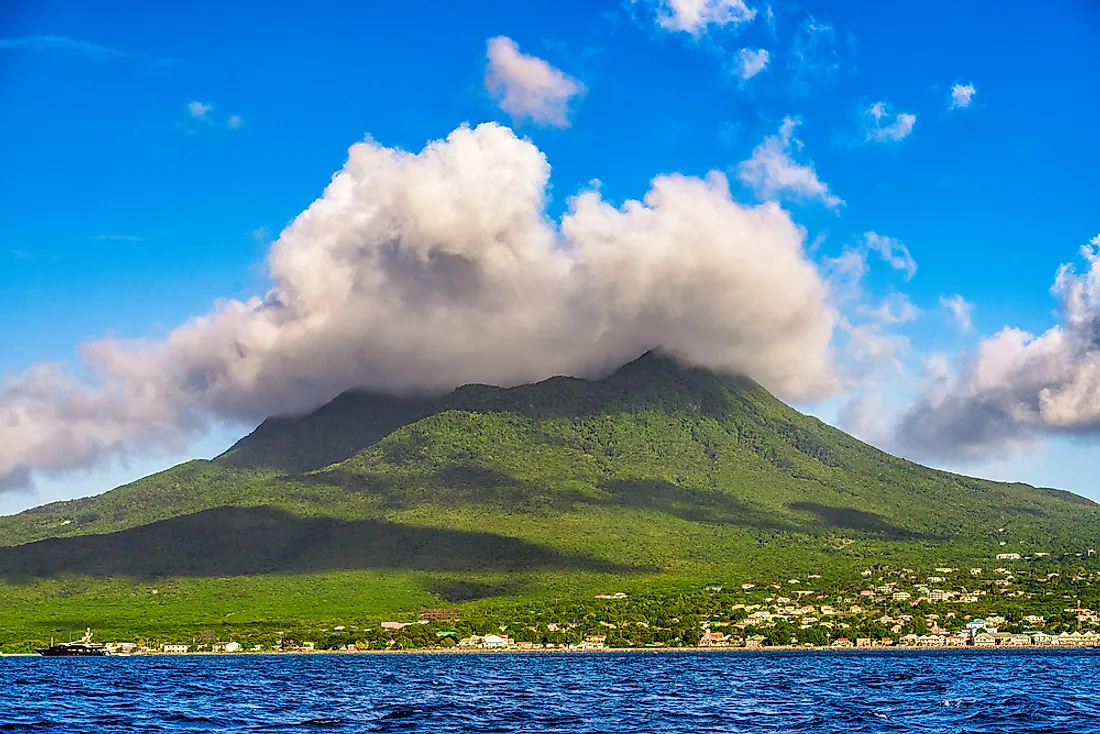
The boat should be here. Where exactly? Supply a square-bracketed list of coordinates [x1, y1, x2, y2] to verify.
[35, 628, 108, 657]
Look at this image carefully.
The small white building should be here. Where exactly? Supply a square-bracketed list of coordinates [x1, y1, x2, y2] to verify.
[211, 641, 241, 653]
[481, 634, 511, 649]
[162, 644, 190, 654]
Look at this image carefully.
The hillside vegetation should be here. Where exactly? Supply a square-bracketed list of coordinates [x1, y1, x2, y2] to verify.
[1, 351, 1098, 639]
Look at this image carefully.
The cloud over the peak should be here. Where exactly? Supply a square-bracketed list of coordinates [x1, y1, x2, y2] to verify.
[0, 122, 838, 491]
[738, 117, 844, 209]
[652, 0, 757, 35]
[485, 37, 584, 128]
[895, 238, 1100, 462]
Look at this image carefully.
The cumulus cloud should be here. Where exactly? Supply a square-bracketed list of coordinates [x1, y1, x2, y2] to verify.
[940, 294, 974, 331]
[861, 101, 916, 143]
[485, 37, 584, 128]
[865, 231, 917, 280]
[227, 115, 244, 130]
[895, 237, 1100, 461]
[738, 117, 844, 209]
[950, 83, 976, 110]
[0, 122, 838, 490]
[732, 48, 769, 82]
[652, 0, 757, 35]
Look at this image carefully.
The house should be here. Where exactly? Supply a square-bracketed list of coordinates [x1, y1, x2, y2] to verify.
[1003, 634, 1032, 646]
[481, 634, 512, 649]
[944, 635, 969, 647]
[855, 638, 873, 648]
[899, 634, 920, 647]
[744, 635, 764, 648]
[891, 592, 911, 602]
[698, 632, 731, 647]
[162, 644, 190, 654]
[972, 632, 996, 647]
[917, 635, 945, 647]
[105, 642, 137, 655]
[381, 622, 408, 630]
[996, 553, 1022, 560]
[580, 635, 606, 650]
[831, 637, 854, 648]
[211, 641, 241, 653]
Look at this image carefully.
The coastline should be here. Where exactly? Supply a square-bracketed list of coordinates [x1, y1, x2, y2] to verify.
[7, 645, 1097, 658]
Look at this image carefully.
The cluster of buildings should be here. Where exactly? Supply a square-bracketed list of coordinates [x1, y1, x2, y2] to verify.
[455, 634, 608, 650]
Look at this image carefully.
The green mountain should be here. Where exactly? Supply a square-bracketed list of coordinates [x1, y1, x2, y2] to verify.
[2, 351, 1098, 640]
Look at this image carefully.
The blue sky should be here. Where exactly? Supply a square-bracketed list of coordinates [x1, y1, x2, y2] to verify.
[1, 0, 1099, 515]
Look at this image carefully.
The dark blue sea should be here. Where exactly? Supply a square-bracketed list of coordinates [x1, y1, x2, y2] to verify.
[3, 650, 1099, 733]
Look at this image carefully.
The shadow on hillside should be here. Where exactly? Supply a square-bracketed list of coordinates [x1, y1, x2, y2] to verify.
[786, 502, 927, 540]
[291, 466, 595, 515]
[597, 479, 800, 532]
[0, 506, 649, 582]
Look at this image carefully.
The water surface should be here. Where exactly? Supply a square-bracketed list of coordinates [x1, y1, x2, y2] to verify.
[3, 650, 1098, 732]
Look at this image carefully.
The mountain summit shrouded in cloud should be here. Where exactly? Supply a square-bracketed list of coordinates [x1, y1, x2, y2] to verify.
[0, 122, 837, 491]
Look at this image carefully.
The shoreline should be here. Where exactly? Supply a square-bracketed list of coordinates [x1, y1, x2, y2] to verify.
[6, 645, 1097, 658]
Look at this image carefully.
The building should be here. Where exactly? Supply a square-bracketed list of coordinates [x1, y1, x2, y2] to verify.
[580, 635, 607, 650]
[162, 644, 190, 654]
[381, 622, 409, 630]
[972, 632, 996, 647]
[105, 642, 137, 655]
[698, 632, 731, 647]
[995, 553, 1022, 560]
[211, 641, 241, 653]
[481, 634, 512, 649]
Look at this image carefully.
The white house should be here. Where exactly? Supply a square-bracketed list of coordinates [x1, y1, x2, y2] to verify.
[162, 644, 190, 654]
[481, 634, 511, 649]
[211, 641, 241, 653]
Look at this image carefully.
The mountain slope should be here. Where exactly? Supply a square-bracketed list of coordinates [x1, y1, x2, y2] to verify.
[1, 351, 1097, 608]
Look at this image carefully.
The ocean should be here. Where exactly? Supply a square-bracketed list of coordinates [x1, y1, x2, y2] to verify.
[2, 650, 1098, 732]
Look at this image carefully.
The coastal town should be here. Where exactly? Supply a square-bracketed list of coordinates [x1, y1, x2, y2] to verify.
[12, 556, 1100, 655]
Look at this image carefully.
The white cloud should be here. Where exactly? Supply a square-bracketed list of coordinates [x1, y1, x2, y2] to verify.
[737, 117, 844, 209]
[653, 0, 757, 35]
[0, 35, 121, 60]
[733, 48, 769, 82]
[0, 122, 838, 490]
[485, 37, 584, 128]
[940, 294, 975, 331]
[896, 238, 1100, 461]
[864, 231, 917, 280]
[862, 101, 916, 143]
[859, 293, 920, 325]
[187, 101, 214, 120]
[950, 83, 976, 110]
[227, 115, 244, 130]
[786, 15, 838, 96]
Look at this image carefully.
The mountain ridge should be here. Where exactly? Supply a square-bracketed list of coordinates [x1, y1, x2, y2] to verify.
[1, 350, 1097, 612]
